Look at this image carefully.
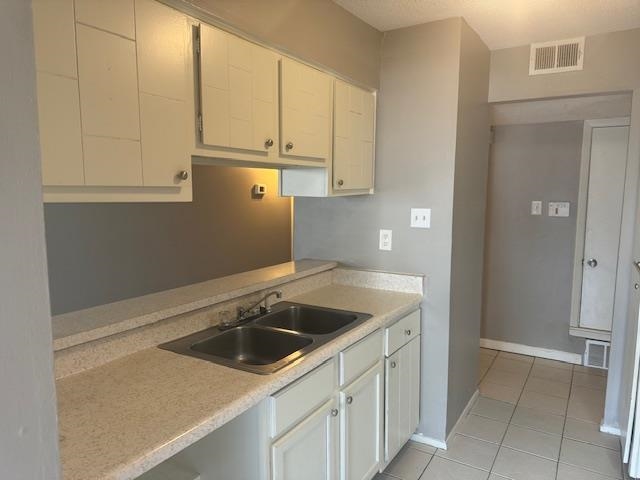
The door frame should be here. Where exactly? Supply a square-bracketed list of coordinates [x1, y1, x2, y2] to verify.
[569, 117, 631, 340]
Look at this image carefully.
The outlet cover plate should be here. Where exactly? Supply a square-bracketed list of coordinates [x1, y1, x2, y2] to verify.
[548, 201, 570, 217]
[379, 229, 392, 251]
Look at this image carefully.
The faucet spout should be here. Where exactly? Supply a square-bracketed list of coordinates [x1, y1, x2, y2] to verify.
[237, 290, 283, 322]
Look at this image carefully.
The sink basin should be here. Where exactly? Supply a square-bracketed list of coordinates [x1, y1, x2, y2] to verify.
[159, 302, 371, 374]
[191, 326, 312, 366]
[255, 305, 358, 334]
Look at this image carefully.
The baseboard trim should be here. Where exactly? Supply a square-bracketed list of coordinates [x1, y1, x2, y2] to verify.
[600, 423, 621, 436]
[480, 338, 582, 365]
[411, 433, 447, 450]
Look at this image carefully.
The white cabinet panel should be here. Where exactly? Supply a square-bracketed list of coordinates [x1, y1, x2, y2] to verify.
[32, 0, 77, 78]
[333, 80, 375, 191]
[83, 136, 142, 186]
[340, 363, 382, 480]
[76, 24, 141, 140]
[199, 24, 278, 154]
[280, 58, 332, 161]
[140, 94, 189, 187]
[339, 330, 383, 387]
[75, 0, 135, 39]
[272, 399, 339, 480]
[384, 337, 420, 463]
[135, 0, 187, 101]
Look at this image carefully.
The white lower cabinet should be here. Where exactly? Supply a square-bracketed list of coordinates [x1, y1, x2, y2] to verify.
[271, 398, 339, 480]
[340, 362, 383, 480]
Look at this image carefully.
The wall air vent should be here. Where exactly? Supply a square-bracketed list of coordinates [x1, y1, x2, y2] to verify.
[529, 37, 585, 75]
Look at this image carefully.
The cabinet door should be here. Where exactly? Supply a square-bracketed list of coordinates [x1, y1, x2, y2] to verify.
[280, 57, 332, 161]
[199, 24, 278, 154]
[272, 399, 339, 480]
[333, 80, 375, 191]
[75, 0, 135, 39]
[384, 337, 421, 464]
[32, 0, 77, 78]
[341, 363, 382, 480]
[135, 0, 189, 187]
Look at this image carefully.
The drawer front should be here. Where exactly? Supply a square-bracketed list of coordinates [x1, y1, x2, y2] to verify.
[339, 330, 383, 387]
[269, 359, 335, 438]
[385, 310, 420, 356]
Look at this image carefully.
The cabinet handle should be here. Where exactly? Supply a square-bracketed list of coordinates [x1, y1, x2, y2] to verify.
[346, 396, 353, 405]
[285, 141, 294, 151]
[264, 138, 274, 148]
[390, 361, 397, 368]
[177, 170, 189, 181]
[405, 329, 412, 336]
[337, 179, 344, 186]
[331, 408, 339, 417]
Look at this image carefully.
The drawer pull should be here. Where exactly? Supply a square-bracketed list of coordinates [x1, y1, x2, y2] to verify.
[405, 329, 412, 336]
[346, 396, 353, 405]
[391, 361, 397, 368]
[331, 408, 339, 417]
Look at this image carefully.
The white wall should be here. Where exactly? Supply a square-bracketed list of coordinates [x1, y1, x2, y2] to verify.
[0, 0, 60, 477]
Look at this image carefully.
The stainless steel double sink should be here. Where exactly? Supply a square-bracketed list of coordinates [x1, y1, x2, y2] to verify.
[159, 302, 372, 374]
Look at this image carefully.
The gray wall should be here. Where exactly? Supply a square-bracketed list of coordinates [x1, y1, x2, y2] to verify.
[184, 0, 383, 89]
[45, 165, 292, 315]
[0, 1, 60, 477]
[295, 18, 490, 443]
[482, 122, 585, 354]
[489, 27, 640, 102]
[447, 21, 491, 433]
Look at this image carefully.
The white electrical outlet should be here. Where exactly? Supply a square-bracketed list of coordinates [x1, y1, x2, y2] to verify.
[410, 208, 431, 228]
[548, 202, 570, 217]
[531, 201, 542, 216]
[379, 229, 392, 251]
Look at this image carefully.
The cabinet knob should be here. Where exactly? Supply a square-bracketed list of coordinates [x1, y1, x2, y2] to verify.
[177, 170, 189, 181]
[405, 329, 412, 336]
[264, 138, 274, 148]
[390, 361, 397, 368]
[285, 141, 294, 151]
[346, 396, 353, 405]
[337, 179, 344, 186]
[331, 408, 339, 417]
[586, 258, 598, 268]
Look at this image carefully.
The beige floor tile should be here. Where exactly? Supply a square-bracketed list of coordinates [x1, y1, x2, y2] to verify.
[456, 414, 508, 444]
[488, 475, 508, 480]
[435, 434, 499, 471]
[374, 474, 398, 480]
[510, 405, 565, 436]
[567, 389, 605, 424]
[557, 463, 619, 480]
[479, 381, 522, 404]
[574, 365, 607, 377]
[560, 438, 622, 479]
[518, 390, 568, 416]
[497, 351, 535, 364]
[530, 364, 573, 384]
[571, 385, 606, 402]
[573, 372, 607, 391]
[385, 444, 433, 480]
[479, 366, 490, 384]
[484, 369, 528, 388]
[481, 348, 499, 358]
[563, 418, 620, 451]
[491, 446, 557, 480]
[471, 397, 516, 423]
[419, 456, 489, 480]
[534, 357, 574, 371]
[480, 354, 495, 369]
[492, 358, 533, 376]
[408, 440, 437, 455]
[524, 377, 571, 399]
[502, 424, 561, 461]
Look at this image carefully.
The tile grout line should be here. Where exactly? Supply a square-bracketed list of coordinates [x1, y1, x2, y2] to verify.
[555, 362, 575, 480]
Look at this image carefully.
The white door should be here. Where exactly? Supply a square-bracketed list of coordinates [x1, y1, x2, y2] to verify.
[272, 399, 339, 480]
[340, 363, 382, 480]
[579, 125, 630, 331]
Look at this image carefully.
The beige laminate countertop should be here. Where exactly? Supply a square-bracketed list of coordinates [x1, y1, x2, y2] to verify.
[56, 284, 422, 480]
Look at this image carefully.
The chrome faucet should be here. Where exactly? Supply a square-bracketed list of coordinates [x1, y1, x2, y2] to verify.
[238, 290, 282, 320]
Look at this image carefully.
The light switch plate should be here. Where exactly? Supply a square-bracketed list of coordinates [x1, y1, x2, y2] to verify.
[410, 208, 431, 228]
[379, 229, 392, 251]
[531, 201, 542, 216]
[548, 202, 570, 217]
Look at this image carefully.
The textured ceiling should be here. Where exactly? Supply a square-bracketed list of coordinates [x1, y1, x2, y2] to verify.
[333, 0, 640, 49]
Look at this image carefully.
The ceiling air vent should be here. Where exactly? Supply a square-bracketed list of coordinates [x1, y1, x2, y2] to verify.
[529, 37, 585, 75]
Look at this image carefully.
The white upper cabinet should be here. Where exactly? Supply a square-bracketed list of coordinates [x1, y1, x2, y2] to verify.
[75, 0, 136, 39]
[198, 24, 279, 156]
[32, 0, 78, 78]
[280, 58, 332, 162]
[333, 81, 375, 191]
